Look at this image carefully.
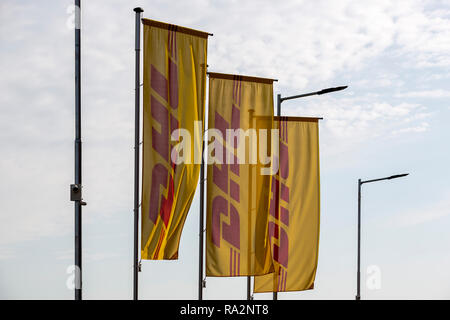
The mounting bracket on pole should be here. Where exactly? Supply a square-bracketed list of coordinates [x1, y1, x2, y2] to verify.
[70, 184, 87, 205]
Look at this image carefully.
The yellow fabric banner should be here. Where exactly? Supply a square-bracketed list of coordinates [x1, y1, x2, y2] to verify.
[141, 19, 208, 260]
[206, 73, 275, 276]
[254, 117, 321, 292]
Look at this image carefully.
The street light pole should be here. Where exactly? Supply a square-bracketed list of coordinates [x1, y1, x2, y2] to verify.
[356, 173, 409, 300]
[356, 179, 362, 300]
[280, 86, 348, 103]
[272, 85, 348, 301]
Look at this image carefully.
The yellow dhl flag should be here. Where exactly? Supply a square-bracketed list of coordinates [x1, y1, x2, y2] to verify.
[141, 19, 209, 260]
[206, 73, 275, 276]
[254, 117, 321, 292]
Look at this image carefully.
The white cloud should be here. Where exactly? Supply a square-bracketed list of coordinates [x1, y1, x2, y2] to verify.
[392, 122, 429, 134]
[395, 89, 450, 98]
[201, 0, 450, 89]
[389, 191, 450, 227]
[354, 74, 403, 89]
[394, 2, 450, 68]
[284, 95, 429, 157]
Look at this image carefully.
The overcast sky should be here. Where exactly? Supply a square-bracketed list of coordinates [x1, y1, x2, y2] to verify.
[0, 0, 449, 299]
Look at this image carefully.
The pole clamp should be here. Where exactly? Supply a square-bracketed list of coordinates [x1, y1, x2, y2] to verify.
[70, 184, 87, 205]
[70, 184, 82, 201]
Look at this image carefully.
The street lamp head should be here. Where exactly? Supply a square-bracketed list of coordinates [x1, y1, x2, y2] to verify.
[317, 86, 348, 95]
[388, 173, 409, 180]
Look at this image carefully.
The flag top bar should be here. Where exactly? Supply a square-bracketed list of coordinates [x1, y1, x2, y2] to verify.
[255, 115, 323, 121]
[274, 116, 323, 122]
[208, 72, 278, 84]
[141, 18, 212, 38]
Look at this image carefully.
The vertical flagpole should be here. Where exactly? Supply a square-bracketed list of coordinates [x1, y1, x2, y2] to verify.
[277, 94, 281, 117]
[273, 94, 281, 301]
[198, 138, 205, 300]
[247, 108, 255, 300]
[74, 0, 83, 301]
[247, 276, 251, 300]
[133, 6, 143, 301]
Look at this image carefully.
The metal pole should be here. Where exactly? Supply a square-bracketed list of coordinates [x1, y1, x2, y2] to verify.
[273, 94, 281, 301]
[133, 6, 143, 301]
[247, 109, 255, 301]
[356, 179, 361, 300]
[198, 139, 205, 300]
[280, 86, 347, 102]
[74, 0, 82, 301]
[277, 93, 281, 117]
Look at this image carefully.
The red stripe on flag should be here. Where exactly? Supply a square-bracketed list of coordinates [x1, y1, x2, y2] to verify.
[153, 229, 165, 259]
[238, 80, 241, 106]
[237, 252, 240, 276]
[229, 247, 233, 276]
[283, 269, 287, 291]
[234, 250, 237, 276]
[277, 270, 281, 292]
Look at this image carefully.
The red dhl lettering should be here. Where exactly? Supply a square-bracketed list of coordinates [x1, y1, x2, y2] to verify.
[269, 123, 290, 269]
[147, 30, 179, 228]
[211, 80, 242, 251]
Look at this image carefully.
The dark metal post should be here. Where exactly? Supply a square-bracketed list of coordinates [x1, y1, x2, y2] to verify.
[198, 138, 205, 300]
[273, 93, 281, 301]
[133, 7, 143, 301]
[354, 173, 407, 300]
[74, 0, 82, 301]
[277, 93, 281, 117]
[356, 179, 361, 300]
[247, 109, 255, 301]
